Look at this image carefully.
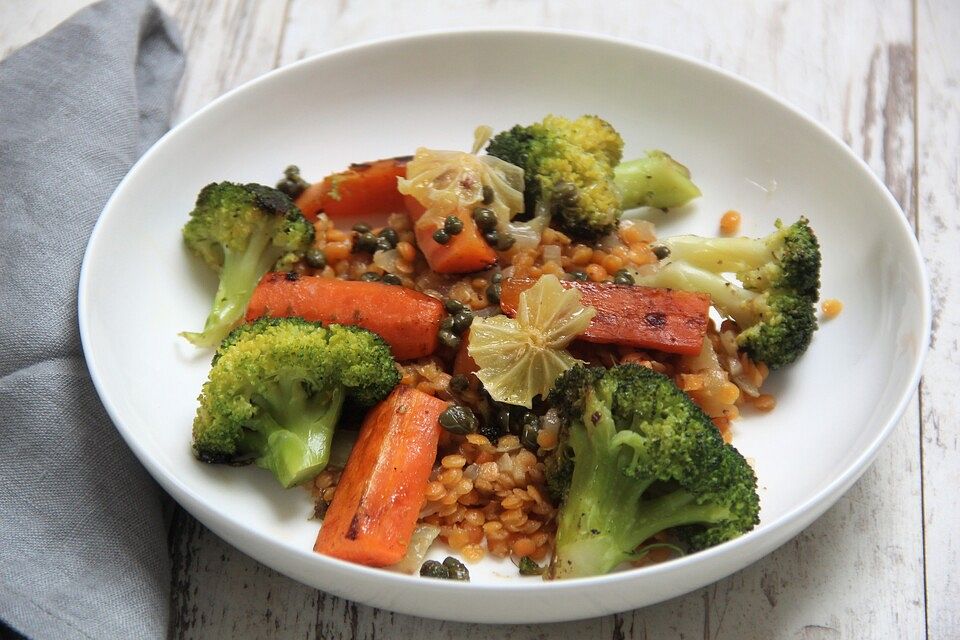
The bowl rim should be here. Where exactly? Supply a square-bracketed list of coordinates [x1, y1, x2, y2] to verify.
[78, 26, 931, 595]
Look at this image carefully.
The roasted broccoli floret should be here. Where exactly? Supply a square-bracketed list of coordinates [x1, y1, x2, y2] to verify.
[636, 218, 821, 368]
[487, 115, 700, 239]
[181, 182, 314, 347]
[657, 217, 821, 300]
[544, 365, 760, 579]
[192, 317, 399, 488]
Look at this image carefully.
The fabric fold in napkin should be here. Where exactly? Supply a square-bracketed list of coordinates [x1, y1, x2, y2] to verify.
[0, 1, 184, 638]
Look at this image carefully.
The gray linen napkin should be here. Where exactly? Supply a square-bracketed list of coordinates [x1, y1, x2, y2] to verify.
[0, 1, 184, 638]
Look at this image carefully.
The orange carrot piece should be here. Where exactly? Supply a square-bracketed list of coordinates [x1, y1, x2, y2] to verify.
[411, 207, 497, 274]
[314, 385, 446, 566]
[246, 273, 444, 360]
[499, 278, 711, 356]
[295, 156, 411, 222]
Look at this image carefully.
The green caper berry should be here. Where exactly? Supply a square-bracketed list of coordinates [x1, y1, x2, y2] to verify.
[378, 227, 399, 246]
[472, 207, 498, 231]
[613, 269, 635, 285]
[419, 560, 449, 579]
[483, 230, 500, 246]
[452, 311, 473, 334]
[521, 418, 540, 451]
[305, 248, 326, 269]
[495, 234, 515, 251]
[352, 222, 371, 233]
[440, 317, 455, 331]
[449, 374, 470, 393]
[652, 245, 671, 260]
[518, 557, 545, 576]
[375, 236, 394, 252]
[354, 232, 378, 253]
[444, 299, 466, 314]
[359, 272, 381, 282]
[433, 229, 451, 245]
[569, 270, 588, 282]
[438, 329, 461, 349]
[442, 556, 470, 581]
[443, 215, 464, 235]
[486, 283, 501, 305]
[438, 404, 478, 435]
[381, 273, 402, 286]
[491, 272, 503, 284]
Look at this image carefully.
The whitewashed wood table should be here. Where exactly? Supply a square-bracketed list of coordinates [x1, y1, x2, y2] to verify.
[3, 1, 958, 638]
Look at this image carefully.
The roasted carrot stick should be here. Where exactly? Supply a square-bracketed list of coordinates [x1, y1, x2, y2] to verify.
[314, 385, 446, 566]
[499, 278, 711, 355]
[295, 156, 411, 222]
[245, 273, 444, 360]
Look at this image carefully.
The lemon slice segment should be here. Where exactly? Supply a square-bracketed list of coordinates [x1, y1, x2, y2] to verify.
[469, 275, 595, 407]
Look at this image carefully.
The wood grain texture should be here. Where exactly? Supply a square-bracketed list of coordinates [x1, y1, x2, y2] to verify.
[917, 1, 960, 638]
[1, 0, 945, 638]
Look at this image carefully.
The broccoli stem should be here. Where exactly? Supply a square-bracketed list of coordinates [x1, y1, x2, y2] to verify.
[614, 151, 702, 210]
[635, 261, 758, 328]
[550, 388, 732, 579]
[659, 236, 774, 274]
[250, 380, 345, 488]
[181, 226, 282, 347]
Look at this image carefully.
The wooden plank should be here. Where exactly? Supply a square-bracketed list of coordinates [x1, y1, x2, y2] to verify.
[156, 0, 291, 123]
[0, 0, 91, 59]
[917, 1, 960, 638]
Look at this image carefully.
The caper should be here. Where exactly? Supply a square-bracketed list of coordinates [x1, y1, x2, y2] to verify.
[433, 229, 451, 245]
[377, 227, 399, 246]
[443, 215, 464, 235]
[452, 310, 474, 334]
[449, 374, 470, 393]
[652, 245, 671, 260]
[495, 233, 516, 251]
[276, 165, 308, 199]
[483, 230, 500, 247]
[353, 231, 378, 253]
[438, 329, 461, 349]
[439, 404, 478, 435]
[568, 269, 588, 282]
[520, 413, 540, 450]
[419, 559, 449, 579]
[442, 556, 470, 581]
[491, 272, 503, 284]
[305, 248, 326, 269]
[352, 222, 371, 234]
[486, 282, 502, 305]
[381, 273, 402, 286]
[444, 299, 466, 314]
[472, 207, 498, 231]
[440, 316, 455, 331]
[359, 272, 381, 282]
[375, 237, 394, 252]
[613, 269, 635, 286]
[481, 185, 495, 205]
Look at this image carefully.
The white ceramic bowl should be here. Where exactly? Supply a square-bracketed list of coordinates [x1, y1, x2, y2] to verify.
[78, 29, 929, 623]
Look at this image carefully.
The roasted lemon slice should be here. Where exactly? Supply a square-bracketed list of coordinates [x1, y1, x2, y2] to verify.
[469, 274, 595, 407]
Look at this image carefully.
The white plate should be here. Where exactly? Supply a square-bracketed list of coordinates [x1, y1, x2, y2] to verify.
[78, 29, 929, 623]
